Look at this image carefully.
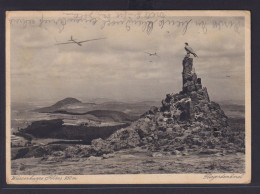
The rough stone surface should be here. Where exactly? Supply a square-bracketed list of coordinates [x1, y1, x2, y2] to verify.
[182, 57, 203, 93]
[13, 56, 244, 161]
[79, 56, 240, 157]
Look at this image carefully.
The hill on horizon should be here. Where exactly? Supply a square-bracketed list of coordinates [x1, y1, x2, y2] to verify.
[35, 97, 84, 113]
[34, 97, 161, 118]
[33, 96, 245, 120]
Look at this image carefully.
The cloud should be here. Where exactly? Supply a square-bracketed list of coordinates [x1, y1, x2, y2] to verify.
[10, 14, 246, 103]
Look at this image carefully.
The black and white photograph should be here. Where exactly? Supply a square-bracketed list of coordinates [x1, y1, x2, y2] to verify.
[6, 11, 251, 184]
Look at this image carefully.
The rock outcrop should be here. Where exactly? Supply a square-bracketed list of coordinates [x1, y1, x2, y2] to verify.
[182, 56, 203, 93]
[31, 56, 244, 160]
[79, 56, 243, 157]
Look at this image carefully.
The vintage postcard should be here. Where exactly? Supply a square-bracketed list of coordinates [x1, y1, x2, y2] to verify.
[6, 11, 251, 184]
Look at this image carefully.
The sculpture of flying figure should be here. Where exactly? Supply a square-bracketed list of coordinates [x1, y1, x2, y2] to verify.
[184, 42, 198, 57]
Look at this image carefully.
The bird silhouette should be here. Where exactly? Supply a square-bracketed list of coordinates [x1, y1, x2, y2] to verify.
[185, 43, 198, 57]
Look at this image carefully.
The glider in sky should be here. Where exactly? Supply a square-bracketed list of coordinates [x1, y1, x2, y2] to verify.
[145, 52, 159, 57]
[56, 36, 106, 46]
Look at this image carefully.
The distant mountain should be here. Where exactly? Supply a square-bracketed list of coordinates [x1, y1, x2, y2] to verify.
[219, 104, 245, 118]
[35, 97, 83, 113]
[218, 100, 245, 106]
[34, 97, 160, 118]
[52, 97, 82, 107]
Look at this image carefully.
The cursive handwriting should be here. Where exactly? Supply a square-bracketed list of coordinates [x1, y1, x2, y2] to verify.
[11, 175, 77, 182]
[203, 173, 244, 182]
[8, 12, 243, 35]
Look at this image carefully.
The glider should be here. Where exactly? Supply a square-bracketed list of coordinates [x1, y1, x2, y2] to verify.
[56, 36, 106, 46]
[145, 52, 159, 57]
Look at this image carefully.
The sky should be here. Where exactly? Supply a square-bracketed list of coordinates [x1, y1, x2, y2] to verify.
[9, 12, 246, 104]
